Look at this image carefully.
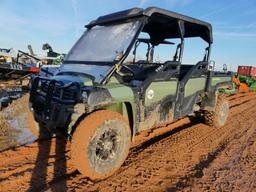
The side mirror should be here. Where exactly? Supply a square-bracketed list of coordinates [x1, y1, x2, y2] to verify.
[208, 60, 215, 71]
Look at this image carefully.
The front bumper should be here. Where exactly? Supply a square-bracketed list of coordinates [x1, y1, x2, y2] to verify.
[30, 77, 80, 130]
[31, 96, 73, 130]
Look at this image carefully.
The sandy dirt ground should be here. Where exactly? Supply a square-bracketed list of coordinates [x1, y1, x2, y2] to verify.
[0, 92, 256, 192]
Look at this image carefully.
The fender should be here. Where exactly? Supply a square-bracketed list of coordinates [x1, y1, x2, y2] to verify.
[68, 101, 135, 140]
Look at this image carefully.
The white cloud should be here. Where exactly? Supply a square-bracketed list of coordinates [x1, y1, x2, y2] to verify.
[138, 0, 194, 8]
[165, 0, 178, 8]
[214, 31, 256, 38]
[179, 0, 194, 6]
[69, 0, 84, 38]
[165, 0, 194, 8]
[32, 16, 74, 37]
[214, 21, 256, 39]
[70, 0, 79, 17]
[215, 23, 256, 30]
[138, 0, 149, 7]
[0, 9, 28, 35]
[201, 0, 244, 18]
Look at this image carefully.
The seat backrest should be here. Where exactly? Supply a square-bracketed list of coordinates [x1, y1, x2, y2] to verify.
[179, 62, 208, 81]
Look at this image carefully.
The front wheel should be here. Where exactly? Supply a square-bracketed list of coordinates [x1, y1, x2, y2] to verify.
[204, 95, 229, 128]
[71, 110, 131, 180]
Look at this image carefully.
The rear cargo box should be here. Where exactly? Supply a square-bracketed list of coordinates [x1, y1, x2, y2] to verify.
[237, 66, 256, 77]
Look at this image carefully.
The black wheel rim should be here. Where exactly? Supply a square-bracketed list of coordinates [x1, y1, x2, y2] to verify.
[87, 119, 128, 174]
[94, 129, 120, 161]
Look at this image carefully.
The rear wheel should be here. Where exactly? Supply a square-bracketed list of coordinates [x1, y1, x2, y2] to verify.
[204, 95, 229, 128]
[71, 110, 131, 180]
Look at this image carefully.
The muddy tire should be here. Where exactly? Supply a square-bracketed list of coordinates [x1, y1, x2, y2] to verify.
[204, 95, 229, 128]
[71, 110, 131, 180]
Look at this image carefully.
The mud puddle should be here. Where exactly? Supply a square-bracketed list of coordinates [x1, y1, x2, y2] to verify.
[0, 95, 38, 151]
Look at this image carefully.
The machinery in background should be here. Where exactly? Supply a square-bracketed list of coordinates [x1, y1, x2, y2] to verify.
[0, 50, 41, 110]
[237, 66, 256, 77]
[234, 66, 256, 91]
[28, 43, 65, 65]
[221, 65, 256, 94]
[0, 48, 16, 64]
[0, 43, 64, 109]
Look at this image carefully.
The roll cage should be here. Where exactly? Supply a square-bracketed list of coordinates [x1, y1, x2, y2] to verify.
[85, 7, 213, 84]
[132, 38, 175, 63]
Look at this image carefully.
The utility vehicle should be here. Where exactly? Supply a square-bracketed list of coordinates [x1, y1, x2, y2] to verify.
[29, 7, 232, 180]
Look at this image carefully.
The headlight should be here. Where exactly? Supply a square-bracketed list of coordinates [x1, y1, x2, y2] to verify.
[81, 91, 88, 103]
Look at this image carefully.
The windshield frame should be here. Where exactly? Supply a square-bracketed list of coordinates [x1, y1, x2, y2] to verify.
[100, 17, 147, 84]
[64, 18, 143, 65]
[61, 17, 146, 85]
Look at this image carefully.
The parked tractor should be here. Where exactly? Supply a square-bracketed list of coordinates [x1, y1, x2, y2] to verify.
[231, 66, 256, 92]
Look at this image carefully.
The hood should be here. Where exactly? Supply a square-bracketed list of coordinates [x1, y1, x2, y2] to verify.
[58, 64, 111, 84]
[51, 74, 93, 86]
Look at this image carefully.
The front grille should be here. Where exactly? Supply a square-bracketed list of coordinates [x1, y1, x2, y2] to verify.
[54, 86, 77, 100]
[39, 79, 78, 101]
[33, 99, 44, 112]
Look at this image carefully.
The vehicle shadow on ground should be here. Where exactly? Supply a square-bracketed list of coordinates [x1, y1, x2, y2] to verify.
[28, 128, 68, 192]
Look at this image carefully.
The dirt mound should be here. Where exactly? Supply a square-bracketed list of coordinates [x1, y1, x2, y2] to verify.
[0, 92, 256, 192]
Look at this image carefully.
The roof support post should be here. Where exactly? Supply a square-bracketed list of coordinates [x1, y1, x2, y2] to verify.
[207, 43, 212, 62]
[178, 20, 185, 62]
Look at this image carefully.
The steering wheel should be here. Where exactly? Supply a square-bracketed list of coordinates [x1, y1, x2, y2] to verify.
[118, 65, 135, 77]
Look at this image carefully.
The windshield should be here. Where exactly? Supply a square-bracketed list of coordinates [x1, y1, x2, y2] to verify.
[65, 20, 141, 63]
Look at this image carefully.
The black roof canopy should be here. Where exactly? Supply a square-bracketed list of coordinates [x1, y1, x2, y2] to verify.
[85, 7, 213, 44]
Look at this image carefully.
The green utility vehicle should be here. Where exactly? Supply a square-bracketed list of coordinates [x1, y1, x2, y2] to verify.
[29, 7, 232, 180]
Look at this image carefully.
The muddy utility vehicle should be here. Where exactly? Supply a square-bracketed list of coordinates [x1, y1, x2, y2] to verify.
[29, 7, 232, 179]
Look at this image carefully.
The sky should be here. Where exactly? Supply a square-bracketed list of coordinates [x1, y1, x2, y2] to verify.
[0, 0, 256, 71]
